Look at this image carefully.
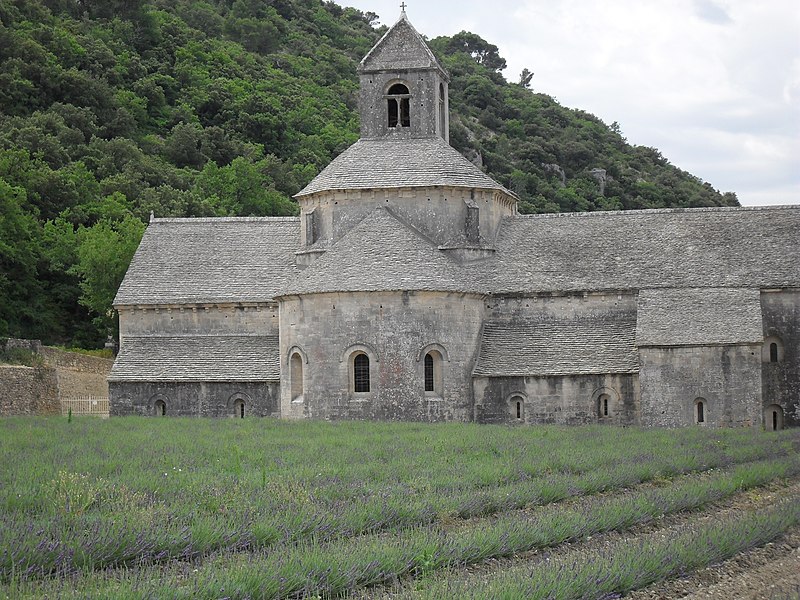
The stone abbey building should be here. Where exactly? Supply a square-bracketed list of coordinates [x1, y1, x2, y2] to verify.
[110, 11, 799, 428]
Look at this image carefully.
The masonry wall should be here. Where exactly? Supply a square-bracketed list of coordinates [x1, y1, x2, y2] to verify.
[639, 344, 762, 427]
[39, 347, 113, 398]
[474, 373, 639, 425]
[109, 381, 279, 417]
[0, 341, 112, 415]
[486, 291, 638, 321]
[279, 291, 484, 422]
[118, 303, 278, 343]
[761, 290, 800, 427]
[298, 187, 514, 251]
[0, 365, 59, 415]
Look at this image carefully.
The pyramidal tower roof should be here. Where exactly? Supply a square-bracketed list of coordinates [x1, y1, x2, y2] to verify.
[358, 9, 445, 74]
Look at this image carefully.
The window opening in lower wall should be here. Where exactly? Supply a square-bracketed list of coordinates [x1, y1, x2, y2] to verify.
[154, 400, 166, 416]
[695, 398, 706, 424]
[290, 353, 304, 401]
[424, 353, 434, 392]
[353, 353, 370, 393]
[234, 399, 245, 418]
[597, 393, 610, 418]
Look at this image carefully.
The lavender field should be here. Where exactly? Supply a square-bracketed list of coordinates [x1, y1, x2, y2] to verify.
[1, 417, 798, 598]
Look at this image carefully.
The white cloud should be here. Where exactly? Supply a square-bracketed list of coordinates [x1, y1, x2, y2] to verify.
[344, 0, 800, 205]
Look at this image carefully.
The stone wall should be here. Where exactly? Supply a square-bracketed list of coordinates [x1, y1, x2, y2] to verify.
[474, 374, 639, 425]
[119, 302, 278, 342]
[279, 290, 484, 422]
[0, 365, 58, 415]
[109, 381, 279, 418]
[0, 340, 113, 415]
[297, 187, 514, 252]
[761, 290, 800, 427]
[39, 347, 113, 399]
[639, 344, 762, 427]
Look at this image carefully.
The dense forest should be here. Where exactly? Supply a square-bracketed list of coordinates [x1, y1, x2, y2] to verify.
[0, 0, 739, 348]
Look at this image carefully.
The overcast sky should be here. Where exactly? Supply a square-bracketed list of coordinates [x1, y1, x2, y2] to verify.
[343, 1, 800, 206]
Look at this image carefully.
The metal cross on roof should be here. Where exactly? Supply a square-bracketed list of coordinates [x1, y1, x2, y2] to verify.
[400, 2, 407, 11]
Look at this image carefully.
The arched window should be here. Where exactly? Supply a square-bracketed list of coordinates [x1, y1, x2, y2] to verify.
[597, 393, 610, 418]
[424, 353, 434, 392]
[763, 335, 783, 363]
[234, 399, 245, 418]
[154, 399, 166, 416]
[509, 395, 524, 421]
[695, 398, 706, 424]
[290, 352, 304, 401]
[423, 350, 443, 396]
[353, 353, 370, 393]
[387, 83, 410, 128]
[765, 404, 784, 431]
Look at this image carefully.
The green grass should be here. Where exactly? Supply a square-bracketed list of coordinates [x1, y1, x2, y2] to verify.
[0, 417, 797, 598]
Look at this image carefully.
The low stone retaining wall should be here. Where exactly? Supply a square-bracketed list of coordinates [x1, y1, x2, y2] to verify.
[0, 339, 114, 416]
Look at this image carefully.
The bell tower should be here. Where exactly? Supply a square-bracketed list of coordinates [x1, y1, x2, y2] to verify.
[357, 10, 449, 141]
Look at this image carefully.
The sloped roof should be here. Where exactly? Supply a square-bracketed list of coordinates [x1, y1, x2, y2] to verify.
[109, 335, 279, 381]
[295, 137, 513, 197]
[114, 217, 300, 306]
[279, 207, 482, 296]
[636, 288, 763, 346]
[474, 315, 639, 377]
[359, 11, 444, 73]
[474, 206, 800, 294]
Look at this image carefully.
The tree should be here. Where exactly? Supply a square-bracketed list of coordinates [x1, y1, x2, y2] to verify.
[71, 215, 145, 335]
[518, 68, 533, 88]
[446, 32, 507, 71]
[0, 180, 41, 337]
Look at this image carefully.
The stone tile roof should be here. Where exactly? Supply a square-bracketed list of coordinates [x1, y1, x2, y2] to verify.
[474, 315, 639, 377]
[636, 288, 763, 346]
[109, 335, 279, 381]
[476, 206, 800, 294]
[358, 11, 444, 73]
[114, 217, 300, 306]
[280, 207, 481, 296]
[295, 137, 513, 197]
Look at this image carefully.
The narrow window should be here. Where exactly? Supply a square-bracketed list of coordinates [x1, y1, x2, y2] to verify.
[597, 394, 610, 418]
[154, 400, 166, 416]
[234, 399, 245, 418]
[387, 83, 410, 128]
[290, 353, 304, 401]
[465, 203, 479, 243]
[424, 353, 434, 392]
[354, 353, 370, 393]
[509, 395, 524, 420]
[696, 401, 704, 423]
[770, 342, 778, 363]
[305, 211, 317, 246]
[438, 82, 445, 137]
[766, 404, 784, 431]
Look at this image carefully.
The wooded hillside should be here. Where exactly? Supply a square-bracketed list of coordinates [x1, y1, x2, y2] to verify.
[0, 0, 738, 347]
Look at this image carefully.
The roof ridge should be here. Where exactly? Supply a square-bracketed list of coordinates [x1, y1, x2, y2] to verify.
[151, 216, 300, 223]
[511, 205, 800, 220]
